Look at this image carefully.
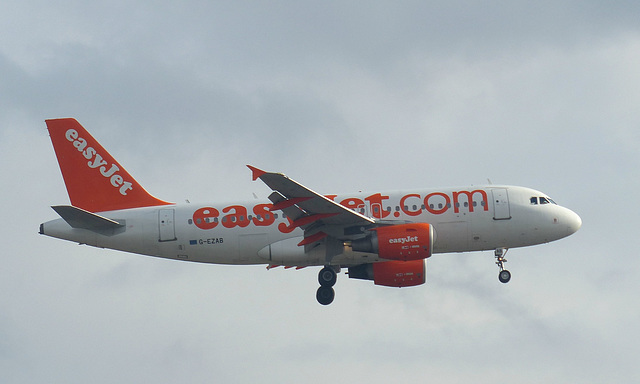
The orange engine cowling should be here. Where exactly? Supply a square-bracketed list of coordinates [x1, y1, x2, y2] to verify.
[348, 260, 426, 287]
[351, 223, 434, 261]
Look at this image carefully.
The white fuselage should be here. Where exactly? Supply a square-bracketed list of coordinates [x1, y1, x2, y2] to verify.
[41, 185, 581, 267]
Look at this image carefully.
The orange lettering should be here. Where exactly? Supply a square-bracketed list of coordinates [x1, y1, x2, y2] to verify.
[324, 195, 337, 201]
[222, 205, 250, 228]
[340, 197, 364, 210]
[452, 190, 488, 213]
[365, 193, 390, 218]
[193, 207, 219, 230]
[278, 216, 296, 233]
[424, 192, 450, 215]
[400, 194, 422, 216]
[252, 203, 275, 227]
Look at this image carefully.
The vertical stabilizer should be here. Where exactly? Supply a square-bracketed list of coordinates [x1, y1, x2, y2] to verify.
[46, 118, 172, 212]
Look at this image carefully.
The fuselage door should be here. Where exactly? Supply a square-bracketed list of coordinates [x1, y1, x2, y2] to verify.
[159, 209, 177, 241]
[492, 189, 511, 220]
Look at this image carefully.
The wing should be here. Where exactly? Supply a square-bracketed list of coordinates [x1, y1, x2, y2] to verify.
[248, 165, 375, 259]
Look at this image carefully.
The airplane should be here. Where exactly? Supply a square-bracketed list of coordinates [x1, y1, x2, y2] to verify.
[39, 118, 582, 305]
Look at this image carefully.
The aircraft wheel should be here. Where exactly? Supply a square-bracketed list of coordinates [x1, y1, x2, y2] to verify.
[316, 286, 335, 305]
[318, 266, 337, 287]
[499, 270, 511, 284]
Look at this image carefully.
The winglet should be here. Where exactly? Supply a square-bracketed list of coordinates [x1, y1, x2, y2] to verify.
[247, 165, 266, 181]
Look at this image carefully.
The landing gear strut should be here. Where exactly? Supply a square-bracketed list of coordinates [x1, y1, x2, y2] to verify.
[316, 266, 337, 305]
[495, 248, 511, 283]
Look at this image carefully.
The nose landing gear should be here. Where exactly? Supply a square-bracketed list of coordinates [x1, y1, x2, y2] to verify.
[498, 269, 511, 283]
[495, 248, 511, 283]
[316, 266, 338, 305]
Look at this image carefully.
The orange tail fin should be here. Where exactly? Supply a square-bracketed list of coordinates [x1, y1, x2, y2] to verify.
[46, 118, 172, 212]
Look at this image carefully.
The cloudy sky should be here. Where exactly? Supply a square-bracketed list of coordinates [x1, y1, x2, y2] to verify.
[1, 1, 639, 382]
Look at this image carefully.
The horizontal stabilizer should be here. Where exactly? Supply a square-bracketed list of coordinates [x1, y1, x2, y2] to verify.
[52, 205, 124, 231]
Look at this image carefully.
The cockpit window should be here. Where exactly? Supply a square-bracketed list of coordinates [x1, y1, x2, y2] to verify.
[531, 196, 557, 205]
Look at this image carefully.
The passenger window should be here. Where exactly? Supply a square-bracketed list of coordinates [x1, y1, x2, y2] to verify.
[530, 197, 538, 205]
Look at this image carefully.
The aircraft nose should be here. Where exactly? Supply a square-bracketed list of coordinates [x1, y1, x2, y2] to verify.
[566, 209, 582, 235]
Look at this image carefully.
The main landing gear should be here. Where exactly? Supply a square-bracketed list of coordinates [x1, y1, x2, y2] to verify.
[495, 248, 511, 283]
[316, 266, 338, 305]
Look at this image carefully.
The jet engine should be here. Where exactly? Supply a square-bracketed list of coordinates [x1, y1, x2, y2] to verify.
[351, 223, 434, 261]
[348, 260, 426, 287]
